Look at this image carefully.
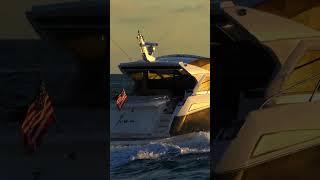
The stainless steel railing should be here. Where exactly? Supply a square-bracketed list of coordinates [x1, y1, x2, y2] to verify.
[260, 72, 320, 109]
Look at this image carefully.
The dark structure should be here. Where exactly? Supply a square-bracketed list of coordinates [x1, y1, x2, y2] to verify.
[0, 39, 75, 122]
[26, 1, 108, 107]
[0, 1, 109, 179]
[211, 10, 280, 135]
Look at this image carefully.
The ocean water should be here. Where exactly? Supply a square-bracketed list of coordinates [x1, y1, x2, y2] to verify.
[110, 132, 210, 180]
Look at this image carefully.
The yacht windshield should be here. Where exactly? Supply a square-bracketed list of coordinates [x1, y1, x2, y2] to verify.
[125, 69, 197, 96]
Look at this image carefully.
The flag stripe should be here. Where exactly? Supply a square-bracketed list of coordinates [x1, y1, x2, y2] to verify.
[27, 98, 52, 131]
[29, 96, 50, 126]
[31, 113, 50, 145]
[30, 113, 54, 148]
[22, 95, 51, 133]
[28, 105, 51, 132]
[116, 89, 128, 110]
[21, 103, 38, 129]
[21, 84, 55, 151]
[22, 111, 42, 133]
[22, 109, 37, 129]
[31, 112, 54, 145]
[21, 94, 49, 130]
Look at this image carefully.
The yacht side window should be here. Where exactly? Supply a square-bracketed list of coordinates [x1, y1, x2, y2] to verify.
[281, 50, 320, 94]
[275, 50, 320, 104]
[125, 70, 197, 97]
[197, 75, 210, 93]
[251, 130, 320, 158]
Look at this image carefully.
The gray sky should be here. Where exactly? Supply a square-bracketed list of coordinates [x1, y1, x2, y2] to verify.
[110, 0, 210, 74]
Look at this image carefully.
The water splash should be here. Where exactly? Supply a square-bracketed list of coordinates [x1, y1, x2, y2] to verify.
[110, 131, 210, 169]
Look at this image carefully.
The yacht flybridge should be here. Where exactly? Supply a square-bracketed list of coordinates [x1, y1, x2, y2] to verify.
[110, 31, 210, 142]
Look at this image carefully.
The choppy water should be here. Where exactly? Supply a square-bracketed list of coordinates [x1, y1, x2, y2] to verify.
[110, 132, 210, 180]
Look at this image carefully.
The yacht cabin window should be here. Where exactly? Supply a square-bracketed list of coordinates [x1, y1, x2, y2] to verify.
[124, 69, 197, 97]
[252, 130, 320, 158]
[281, 50, 320, 94]
[197, 75, 210, 92]
[273, 50, 320, 104]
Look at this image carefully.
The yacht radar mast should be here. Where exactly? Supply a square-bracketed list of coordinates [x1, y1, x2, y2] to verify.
[137, 31, 158, 62]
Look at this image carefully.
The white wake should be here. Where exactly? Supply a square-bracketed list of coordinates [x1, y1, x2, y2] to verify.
[110, 131, 210, 169]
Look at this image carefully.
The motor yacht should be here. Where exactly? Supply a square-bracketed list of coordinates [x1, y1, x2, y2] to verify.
[213, 2, 320, 179]
[110, 32, 210, 143]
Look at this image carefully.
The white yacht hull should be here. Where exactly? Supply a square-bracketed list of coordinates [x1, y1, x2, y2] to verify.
[110, 94, 210, 141]
[110, 96, 172, 140]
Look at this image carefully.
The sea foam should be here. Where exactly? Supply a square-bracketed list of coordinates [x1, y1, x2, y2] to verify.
[110, 131, 210, 169]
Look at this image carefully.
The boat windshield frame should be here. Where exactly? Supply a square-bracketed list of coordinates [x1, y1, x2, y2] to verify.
[120, 67, 197, 97]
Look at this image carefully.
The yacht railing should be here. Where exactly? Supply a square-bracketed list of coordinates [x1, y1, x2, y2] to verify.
[194, 91, 210, 95]
[260, 72, 320, 109]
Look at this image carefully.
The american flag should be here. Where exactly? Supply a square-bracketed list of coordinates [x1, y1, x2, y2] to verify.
[116, 88, 128, 110]
[21, 82, 55, 151]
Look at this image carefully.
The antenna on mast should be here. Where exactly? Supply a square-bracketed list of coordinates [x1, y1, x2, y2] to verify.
[137, 30, 158, 62]
[111, 38, 133, 61]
